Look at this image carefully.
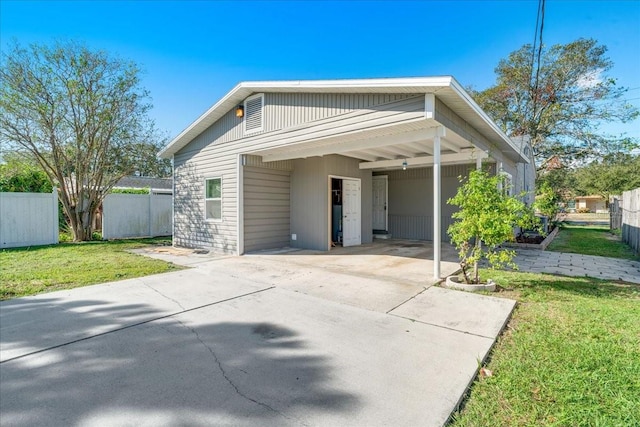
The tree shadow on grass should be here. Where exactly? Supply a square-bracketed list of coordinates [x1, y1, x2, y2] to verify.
[0, 297, 360, 426]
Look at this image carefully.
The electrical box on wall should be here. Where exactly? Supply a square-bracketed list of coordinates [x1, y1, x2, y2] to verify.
[291, 234, 297, 241]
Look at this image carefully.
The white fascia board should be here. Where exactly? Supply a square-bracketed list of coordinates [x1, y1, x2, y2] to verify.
[448, 78, 528, 163]
[160, 75, 528, 162]
[158, 77, 457, 158]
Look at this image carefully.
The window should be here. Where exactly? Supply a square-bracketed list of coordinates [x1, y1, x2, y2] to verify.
[244, 93, 264, 133]
[205, 177, 222, 220]
[500, 172, 513, 196]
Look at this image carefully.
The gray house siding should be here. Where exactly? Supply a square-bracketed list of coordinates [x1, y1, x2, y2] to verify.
[175, 93, 421, 157]
[173, 160, 238, 252]
[243, 166, 291, 252]
[434, 98, 506, 162]
[174, 93, 413, 253]
[374, 164, 496, 241]
[291, 155, 372, 251]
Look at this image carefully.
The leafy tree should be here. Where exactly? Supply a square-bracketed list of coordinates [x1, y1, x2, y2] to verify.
[447, 169, 536, 284]
[0, 40, 163, 241]
[534, 181, 561, 220]
[0, 152, 53, 192]
[536, 166, 578, 203]
[128, 138, 172, 178]
[574, 153, 640, 202]
[471, 38, 639, 169]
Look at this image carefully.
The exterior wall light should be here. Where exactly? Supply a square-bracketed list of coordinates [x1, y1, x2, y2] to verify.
[402, 160, 408, 170]
[235, 105, 244, 118]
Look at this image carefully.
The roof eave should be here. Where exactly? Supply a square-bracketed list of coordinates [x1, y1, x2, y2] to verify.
[158, 77, 456, 159]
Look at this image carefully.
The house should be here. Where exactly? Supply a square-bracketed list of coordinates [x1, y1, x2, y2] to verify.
[114, 176, 173, 195]
[567, 195, 609, 213]
[159, 77, 534, 278]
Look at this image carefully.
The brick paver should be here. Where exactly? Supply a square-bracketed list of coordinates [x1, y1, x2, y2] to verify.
[512, 250, 640, 284]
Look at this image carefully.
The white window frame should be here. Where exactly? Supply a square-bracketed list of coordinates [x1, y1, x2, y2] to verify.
[244, 93, 264, 134]
[204, 177, 222, 222]
[500, 171, 513, 196]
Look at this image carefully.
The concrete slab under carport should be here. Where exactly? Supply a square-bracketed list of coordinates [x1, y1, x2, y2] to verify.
[235, 239, 461, 313]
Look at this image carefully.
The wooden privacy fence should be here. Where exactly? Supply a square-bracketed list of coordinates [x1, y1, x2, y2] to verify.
[102, 192, 172, 239]
[621, 188, 640, 254]
[0, 189, 59, 249]
[610, 198, 622, 230]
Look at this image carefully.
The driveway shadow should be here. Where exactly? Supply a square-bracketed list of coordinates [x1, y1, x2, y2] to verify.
[0, 297, 359, 426]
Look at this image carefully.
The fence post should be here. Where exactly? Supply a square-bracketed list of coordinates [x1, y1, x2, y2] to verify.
[52, 187, 59, 244]
[148, 191, 153, 237]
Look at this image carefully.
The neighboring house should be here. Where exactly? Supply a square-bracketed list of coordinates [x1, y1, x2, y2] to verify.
[567, 195, 609, 213]
[159, 77, 534, 278]
[114, 176, 173, 195]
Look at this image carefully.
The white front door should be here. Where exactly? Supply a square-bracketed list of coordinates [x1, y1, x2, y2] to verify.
[342, 179, 361, 247]
[372, 176, 388, 231]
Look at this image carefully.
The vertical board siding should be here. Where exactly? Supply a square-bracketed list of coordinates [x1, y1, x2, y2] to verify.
[375, 164, 483, 241]
[290, 155, 372, 251]
[243, 166, 291, 252]
[0, 191, 59, 248]
[176, 93, 421, 157]
[435, 97, 518, 168]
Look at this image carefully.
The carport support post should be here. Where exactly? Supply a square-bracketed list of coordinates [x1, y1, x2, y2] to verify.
[433, 127, 444, 280]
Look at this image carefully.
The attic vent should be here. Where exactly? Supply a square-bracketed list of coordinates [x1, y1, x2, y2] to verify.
[244, 94, 264, 133]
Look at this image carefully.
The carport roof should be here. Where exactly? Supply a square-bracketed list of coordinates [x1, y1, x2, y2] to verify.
[159, 76, 524, 161]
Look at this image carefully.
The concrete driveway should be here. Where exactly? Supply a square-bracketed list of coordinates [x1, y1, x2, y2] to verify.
[0, 242, 515, 427]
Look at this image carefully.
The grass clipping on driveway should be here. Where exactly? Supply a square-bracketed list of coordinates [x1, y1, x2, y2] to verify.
[451, 270, 640, 427]
[0, 238, 183, 300]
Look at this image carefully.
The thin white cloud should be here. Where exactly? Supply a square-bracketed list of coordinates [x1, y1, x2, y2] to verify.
[576, 69, 603, 89]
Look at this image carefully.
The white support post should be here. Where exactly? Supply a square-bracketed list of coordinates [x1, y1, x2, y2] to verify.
[476, 154, 482, 170]
[433, 127, 443, 280]
[497, 161, 504, 192]
[236, 153, 245, 256]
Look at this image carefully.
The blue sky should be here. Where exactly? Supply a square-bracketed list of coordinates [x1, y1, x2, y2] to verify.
[2, 0, 639, 140]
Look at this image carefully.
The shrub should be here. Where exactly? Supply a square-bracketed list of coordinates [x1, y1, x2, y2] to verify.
[447, 169, 537, 284]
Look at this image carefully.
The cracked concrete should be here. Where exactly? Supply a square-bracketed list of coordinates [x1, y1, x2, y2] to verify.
[1, 242, 514, 426]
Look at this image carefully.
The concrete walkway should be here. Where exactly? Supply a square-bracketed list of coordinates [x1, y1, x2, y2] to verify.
[513, 249, 640, 284]
[0, 247, 515, 427]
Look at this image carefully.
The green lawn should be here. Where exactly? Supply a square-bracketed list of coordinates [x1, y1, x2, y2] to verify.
[450, 270, 640, 427]
[547, 225, 639, 260]
[0, 237, 183, 300]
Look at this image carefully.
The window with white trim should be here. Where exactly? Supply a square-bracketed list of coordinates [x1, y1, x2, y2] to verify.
[244, 93, 264, 133]
[501, 172, 513, 196]
[205, 177, 222, 220]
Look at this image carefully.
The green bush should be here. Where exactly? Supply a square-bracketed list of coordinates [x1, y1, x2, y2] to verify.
[110, 187, 150, 194]
[447, 169, 537, 284]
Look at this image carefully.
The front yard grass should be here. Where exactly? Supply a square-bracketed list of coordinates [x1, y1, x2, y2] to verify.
[450, 270, 640, 427]
[547, 225, 639, 260]
[0, 237, 183, 300]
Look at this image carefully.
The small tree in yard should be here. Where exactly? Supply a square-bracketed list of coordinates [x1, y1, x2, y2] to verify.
[0, 40, 166, 241]
[447, 169, 536, 284]
[534, 181, 561, 221]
